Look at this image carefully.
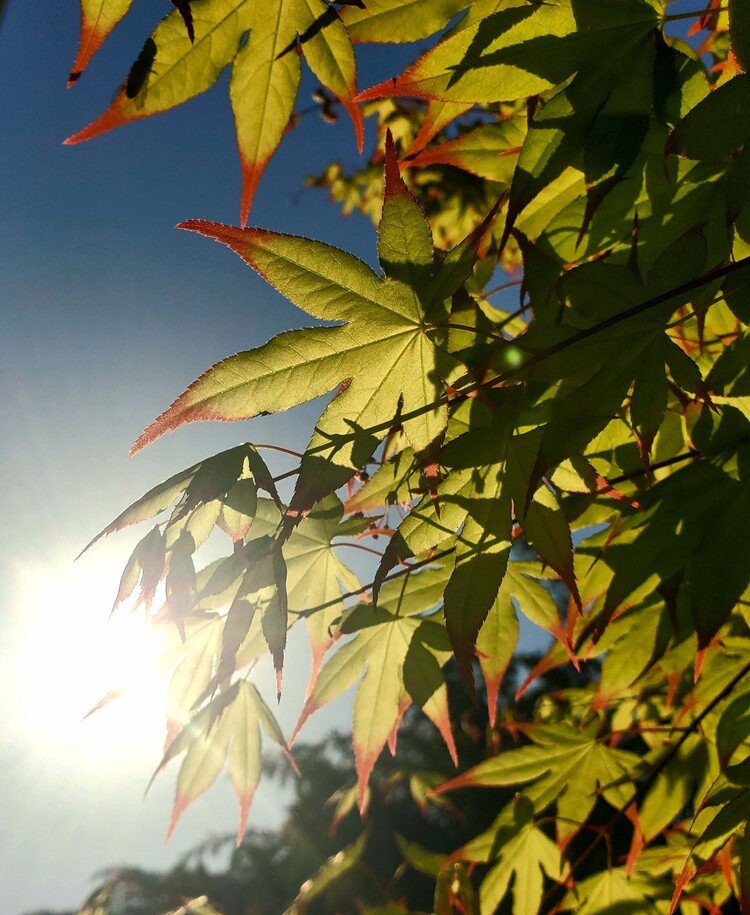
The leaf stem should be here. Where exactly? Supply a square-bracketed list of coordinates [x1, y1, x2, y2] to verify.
[254, 443, 306, 459]
[483, 277, 523, 297]
[289, 546, 456, 620]
[332, 541, 384, 558]
[664, 6, 727, 22]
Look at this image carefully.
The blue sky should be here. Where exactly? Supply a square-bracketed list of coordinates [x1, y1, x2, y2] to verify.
[0, 1, 701, 912]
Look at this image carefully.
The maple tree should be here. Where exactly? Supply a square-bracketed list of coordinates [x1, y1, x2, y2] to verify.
[65, 0, 750, 912]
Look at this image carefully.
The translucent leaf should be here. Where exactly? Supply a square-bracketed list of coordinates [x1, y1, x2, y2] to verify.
[69, 0, 135, 86]
[66, 0, 254, 145]
[341, 0, 469, 43]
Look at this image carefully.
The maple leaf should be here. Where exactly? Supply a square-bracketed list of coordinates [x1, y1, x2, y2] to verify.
[132, 135, 496, 519]
[375, 395, 579, 680]
[436, 724, 640, 852]
[344, 444, 419, 511]
[165, 616, 224, 746]
[478, 798, 564, 915]
[65, 0, 363, 222]
[408, 116, 527, 184]
[283, 495, 365, 687]
[358, 0, 663, 224]
[406, 99, 473, 157]
[230, 0, 362, 222]
[596, 446, 750, 648]
[339, 0, 470, 44]
[293, 562, 458, 810]
[81, 442, 279, 555]
[561, 868, 668, 914]
[475, 561, 581, 726]
[68, 0, 135, 87]
[65, 1, 254, 144]
[154, 680, 295, 845]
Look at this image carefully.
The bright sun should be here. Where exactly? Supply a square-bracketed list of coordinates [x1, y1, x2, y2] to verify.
[7, 555, 176, 774]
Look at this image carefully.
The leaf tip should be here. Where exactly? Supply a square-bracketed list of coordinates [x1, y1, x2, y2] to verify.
[383, 129, 408, 199]
[165, 794, 191, 844]
[238, 158, 269, 227]
[235, 791, 255, 847]
[341, 97, 365, 154]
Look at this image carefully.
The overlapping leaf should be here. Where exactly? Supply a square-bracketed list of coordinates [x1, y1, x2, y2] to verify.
[132, 137, 495, 520]
[376, 395, 579, 678]
[598, 442, 750, 647]
[408, 116, 526, 183]
[293, 563, 458, 808]
[66, 0, 363, 221]
[340, 0, 469, 43]
[479, 801, 564, 915]
[284, 495, 365, 683]
[156, 680, 294, 844]
[358, 0, 662, 106]
[436, 724, 640, 852]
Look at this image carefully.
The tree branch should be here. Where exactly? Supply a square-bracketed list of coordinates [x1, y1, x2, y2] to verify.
[271, 255, 750, 488]
[541, 658, 750, 911]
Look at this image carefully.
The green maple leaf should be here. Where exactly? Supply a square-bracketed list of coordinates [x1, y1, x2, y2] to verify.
[598, 442, 750, 648]
[478, 799, 564, 915]
[359, 0, 663, 106]
[359, 0, 663, 227]
[66, 0, 363, 222]
[293, 562, 458, 808]
[561, 868, 668, 914]
[284, 495, 365, 683]
[436, 724, 640, 852]
[82, 442, 279, 555]
[409, 116, 528, 184]
[475, 560, 583, 724]
[340, 0, 470, 44]
[166, 616, 224, 745]
[344, 444, 419, 511]
[155, 680, 294, 845]
[133, 135, 496, 518]
[376, 395, 578, 678]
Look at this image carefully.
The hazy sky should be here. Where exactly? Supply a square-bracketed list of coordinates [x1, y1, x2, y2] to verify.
[0, 1, 698, 912]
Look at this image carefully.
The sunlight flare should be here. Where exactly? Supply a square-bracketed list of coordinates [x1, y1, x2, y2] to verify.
[7, 557, 177, 773]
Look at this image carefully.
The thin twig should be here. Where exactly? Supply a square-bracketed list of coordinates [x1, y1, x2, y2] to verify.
[332, 541, 384, 559]
[429, 322, 510, 343]
[254, 443, 305, 459]
[289, 546, 456, 620]
[664, 6, 727, 23]
[607, 449, 701, 486]
[270, 255, 750, 489]
[483, 278, 523, 297]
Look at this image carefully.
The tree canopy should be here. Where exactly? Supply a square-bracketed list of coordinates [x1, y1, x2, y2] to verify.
[63, 0, 750, 912]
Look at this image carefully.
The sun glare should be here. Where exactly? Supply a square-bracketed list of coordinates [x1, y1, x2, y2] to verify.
[7, 557, 175, 775]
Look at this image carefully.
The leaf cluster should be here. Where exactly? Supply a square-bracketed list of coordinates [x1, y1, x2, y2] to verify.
[65, 1, 750, 912]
